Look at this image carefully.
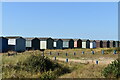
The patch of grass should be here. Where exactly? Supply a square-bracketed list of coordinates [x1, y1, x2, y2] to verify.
[60, 63, 107, 78]
[2, 48, 118, 78]
[44, 48, 118, 60]
[102, 59, 120, 78]
[16, 54, 61, 73]
[2, 52, 71, 79]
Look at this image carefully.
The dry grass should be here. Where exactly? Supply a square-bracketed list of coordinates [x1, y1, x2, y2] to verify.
[59, 63, 107, 78]
[44, 48, 118, 60]
[2, 48, 119, 78]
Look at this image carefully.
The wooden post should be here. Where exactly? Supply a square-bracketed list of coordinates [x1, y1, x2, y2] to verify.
[66, 53, 68, 56]
[50, 51, 52, 55]
[41, 49, 45, 59]
[113, 50, 116, 54]
[82, 51, 84, 54]
[66, 58, 68, 62]
[57, 52, 59, 56]
[92, 51, 94, 54]
[102, 50, 104, 54]
[74, 52, 76, 55]
[96, 60, 98, 64]
[54, 56, 56, 60]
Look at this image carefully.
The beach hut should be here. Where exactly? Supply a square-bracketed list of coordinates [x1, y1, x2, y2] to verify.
[0, 37, 8, 53]
[86, 39, 90, 48]
[115, 41, 119, 47]
[6, 36, 26, 52]
[103, 40, 107, 48]
[90, 41, 92, 48]
[118, 41, 119, 47]
[25, 38, 33, 50]
[47, 38, 54, 49]
[39, 38, 48, 49]
[113, 41, 116, 47]
[90, 40, 96, 48]
[100, 40, 103, 48]
[74, 39, 82, 48]
[110, 40, 114, 48]
[77, 39, 82, 48]
[56, 39, 63, 49]
[82, 39, 90, 48]
[74, 39, 78, 48]
[119, 41, 120, 47]
[69, 39, 74, 49]
[62, 39, 70, 49]
[82, 39, 87, 48]
[53, 39, 57, 49]
[96, 40, 100, 48]
[107, 40, 110, 48]
[32, 38, 40, 50]
[39, 37, 54, 49]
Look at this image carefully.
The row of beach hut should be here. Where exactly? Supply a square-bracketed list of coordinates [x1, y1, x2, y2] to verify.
[0, 36, 120, 53]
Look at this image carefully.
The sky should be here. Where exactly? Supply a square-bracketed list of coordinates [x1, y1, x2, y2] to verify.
[2, 2, 118, 40]
[118, 1, 120, 41]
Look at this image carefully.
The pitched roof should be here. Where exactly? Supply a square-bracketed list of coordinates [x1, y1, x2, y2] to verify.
[61, 39, 71, 41]
[24, 37, 34, 40]
[102, 40, 109, 42]
[0, 37, 8, 39]
[53, 38, 59, 41]
[73, 39, 79, 41]
[81, 39, 89, 42]
[38, 37, 53, 41]
[90, 40, 96, 42]
[5, 36, 23, 39]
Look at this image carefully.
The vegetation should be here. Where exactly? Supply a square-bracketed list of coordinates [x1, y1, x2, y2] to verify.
[18, 54, 60, 72]
[2, 53, 71, 79]
[102, 59, 120, 78]
[2, 48, 119, 79]
[44, 48, 118, 60]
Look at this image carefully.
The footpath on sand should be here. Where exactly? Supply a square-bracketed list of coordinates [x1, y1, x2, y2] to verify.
[50, 57, 116, 65]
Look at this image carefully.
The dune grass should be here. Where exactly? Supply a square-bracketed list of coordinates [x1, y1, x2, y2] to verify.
[2, 48, 119, 78]
[59, 63, 107, 78]
[44, 48, 118, 60]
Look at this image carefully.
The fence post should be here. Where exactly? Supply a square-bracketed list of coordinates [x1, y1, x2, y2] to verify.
[74, 52, 76, 55]
[102, 50, 104, 54]
[57, 52, 59, 56]
[49, 51, 52, 55]
[66, 58, 68, 62]
[42, 52, 44, 56]
[82, 51, 84, 54]
[96, 60, 98, 64]
[113, 50, 116, 54]
[66, 53, 68, 56]
[54, 56, 56, 60]
[92, 51, 94, 54]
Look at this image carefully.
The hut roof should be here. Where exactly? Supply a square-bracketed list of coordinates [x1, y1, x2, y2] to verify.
[61, 39, 71, 41]
[82, 39, 89, 42]
[53, 38, 60, 41]
[102, 40, 108, 42]
[5, 36, 21, 39]
[90, 40, 96, 42]
[73, 39, 79, 41]
[38, 37, 48, 40]
[5, 36, 25, 40]
[0, 36, 4, 38]
[109, 40, 115, 42]
[24, 37, 34, 40]
[0, 37, 8, 40]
